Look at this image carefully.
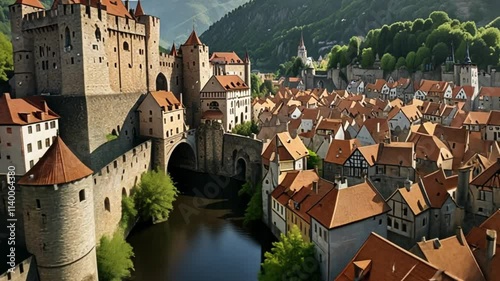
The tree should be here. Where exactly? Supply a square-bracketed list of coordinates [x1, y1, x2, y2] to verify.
[97, 232, 134, 281]
[381, 53, 397, 72]
[327, 45, 342, 69]
[260, 80, 277, 96]
[251, 73, 263, 98]
[258, 225, 321, 281]
[432, 42, 449, 66]
[0, 33, 13, 83]
[480, 27, 500, 48]
[429, 11, 451, 28]
[232, 121, 259, 136]
[346, 36, 361, 62]
[462, 21, 477, 37]
[396, 57, 407, 69]
[415, 46, 431, 69]
[412, 18, 425, 33]
[120, 195, 137, 230]
[361, 48, 375, 68]
[134, 169, 179, 222]
[286, 57, 305, 77]
[238, 181, 263, 225]
[406, 51, 417, 72]
[307, 149, 321, 170]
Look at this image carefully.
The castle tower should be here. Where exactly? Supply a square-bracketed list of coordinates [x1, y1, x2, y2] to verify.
[18, 136, 97, 281]
[136, 0, 161, 92]
[181, 29, 210, 128]
[297, 31, 308, 65]
[244, 50, 251, 90]
[9, 0, 45, 98]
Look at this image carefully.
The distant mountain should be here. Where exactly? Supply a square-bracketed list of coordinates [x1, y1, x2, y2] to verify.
[139, 0, 249, 47]
[200, 0, 500, 71]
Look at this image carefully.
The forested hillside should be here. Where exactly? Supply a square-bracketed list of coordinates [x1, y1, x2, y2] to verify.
[327, 11, 500, 74]
[201, 0, 500, 71]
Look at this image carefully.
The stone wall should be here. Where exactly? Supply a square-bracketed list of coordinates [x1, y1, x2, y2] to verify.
[0, 256, 38, 281]
[21, 176, 97, 281]
[221, 133, 263, 185]
[93, 140, 152, 240]
[196, 121, 224, 175]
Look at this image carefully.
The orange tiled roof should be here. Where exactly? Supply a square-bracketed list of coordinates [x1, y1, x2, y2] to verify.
[451, 85, 475, 99]
[262, 132, 308, 164]
[397, 183, 430, 215]
[19, 137, 93, 185]
[52, 0, 132, 18]
[415, 230, 486, 281]
[479, 87, 500, 97]
[15, 0, 44, 8]
[336, 233, 460, 281]
[471, 159, 500, 188]
[325, 139, 360, 165]
[0, 93, 59, 125]
[487, 111, 500, 126]
[150, 91, 182, 109]
[376, 142, 414, 167]
[421, 169, 457, 208]
[214, 75, 249, 91]
[201, 110, 223, 120]
[209, 52, 243, 64]
[286, 178, 334, 224]
[308, 180, 390, 229]
[463, 111, 490, 125]
[184, 30, 202, 46]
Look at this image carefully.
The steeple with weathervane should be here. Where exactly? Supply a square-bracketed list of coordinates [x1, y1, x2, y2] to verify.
[298, 31, 308, 65]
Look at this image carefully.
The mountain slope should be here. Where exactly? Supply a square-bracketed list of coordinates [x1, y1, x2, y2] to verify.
[201, 0, 500, 71]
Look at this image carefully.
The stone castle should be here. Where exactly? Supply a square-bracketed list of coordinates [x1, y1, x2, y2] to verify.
[1, 0, 256, 280]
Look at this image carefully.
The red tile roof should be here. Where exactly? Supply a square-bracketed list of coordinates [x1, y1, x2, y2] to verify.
[202, 110, 223, 120]
[150, 91, 182, 109]
[0, 93, 59, 125]
[471, 159, 500, 188]
[214, 75, 249, 91]
[184, 30, 202, 46]
[421, 169, 456, 208]
[209, 52, 243, 64]
[324, 139, 360, 165]
[15, 0, 44, 8]
[308, 180, 390, 229]
[336, 233, 460, 281]
[19, 137, 93, 185]
[479, 87, 500, 97]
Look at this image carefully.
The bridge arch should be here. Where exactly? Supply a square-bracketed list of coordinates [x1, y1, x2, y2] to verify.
[166, 139, 197, 173]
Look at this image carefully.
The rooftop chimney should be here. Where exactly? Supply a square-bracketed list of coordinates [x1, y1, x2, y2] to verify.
[457, 166, 471, 208]
[335, 177, 348, 190]
[433, 239, 442, 249]
[353, 260, 372, 281]
[487, 229, 497, 260]
[404, 179, 413, 191]
[312, 181, 318, 194]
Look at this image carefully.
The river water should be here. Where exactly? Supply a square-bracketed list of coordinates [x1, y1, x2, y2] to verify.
[127, 169, 275, 281]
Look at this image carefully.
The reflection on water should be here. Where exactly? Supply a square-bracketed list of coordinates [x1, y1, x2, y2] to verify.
[127, 169, 275, 281]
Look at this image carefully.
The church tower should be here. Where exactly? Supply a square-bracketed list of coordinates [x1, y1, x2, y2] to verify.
[454, 44, 479, 101]
[180, 29, 210, 128]
[244, 50, 251, 90]
[9, 0, 44, 98]
[297, 31, 308, 65]
[19, 137, 98, 281]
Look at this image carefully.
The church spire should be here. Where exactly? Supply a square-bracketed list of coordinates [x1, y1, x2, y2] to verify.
[244, 49, 250, 63]
[464, 43, 472, 64]
[299, 31, 305, 48]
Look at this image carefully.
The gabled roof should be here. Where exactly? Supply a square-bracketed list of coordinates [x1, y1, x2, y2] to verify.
[396, 183, 430, 215]
[14, 0, 44, 9]
[336, 233, 460, 281]
[0, 93, 59, 125]
[215, 75, 248, 91]
[262, 132, 308, 164]
[184, 30, 202, 46]
[479, 87, 500, 97]
[471, 159, 500, 188]
[487, 111, 500, 126]
[286, 178, 334, 224]
[325, 139, 360, 165]
[407, 132, 453, 162]
[19, 137, 93, 186]
[415, 230, 486, 281]
[149, 91, 182, 110]
[308, 180, 390, 229]
[451, 85, 475, 99]
[376, 142, 414, 167]
[463, 111, 490, 125]
[169, 43, 177, 56]
[209, 52, 243, 64]
[421, 169, 457, 208]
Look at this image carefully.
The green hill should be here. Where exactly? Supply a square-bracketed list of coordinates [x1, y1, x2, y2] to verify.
[200, 0, 500, 71]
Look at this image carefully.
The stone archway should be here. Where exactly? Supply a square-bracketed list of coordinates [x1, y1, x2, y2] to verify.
[156, 73, 168, 91]
[235, 158, 247, 181]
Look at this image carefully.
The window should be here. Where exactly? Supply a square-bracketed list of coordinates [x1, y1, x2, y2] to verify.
[28, 126, 32, 134]
[45, 123, 49, 130]
[403, 207, 408, 216]
[149, 117, 153, 122]
[50, 121, 55, 129]
[36, 199, 41, 209]
[29, 160, 34, 168]
[314, 224, 317, 233]
[79, 189, 85, 201]
[387, 217, 392, 227]
[37, 141, 42, 150]
[64, 26, 71, 48]
[422, 218, 427, 226]
[479, 190, 486, 201]
[95, 27, 101, 41]
[7, 127, 12, 134]
[149, 128, 153, 135]
[170, 116, 173, 122]
[123, 42, 129, 51]
[394, 221, 399, 229]
[19, 263, 24, 273]
[104, 197, 110, 212]
[27, 143, 32, 153]
[178, 114, 180, 120]
[45, 138, 50, 147]
[36, 124, 41, 132]
[402, 223, 407, 232]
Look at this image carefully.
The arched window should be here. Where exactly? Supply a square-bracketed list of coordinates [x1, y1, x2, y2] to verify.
[79, 189, 85, 201]
[64, 27, 71, 48]
[123, 42, 129, 51]
[95, 27, 101, 42]
[122, 188, 127, 197]
[209, 101, 219, 110]
[104, 197, 110, 212]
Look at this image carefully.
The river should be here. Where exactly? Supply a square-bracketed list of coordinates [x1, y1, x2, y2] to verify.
[127, 168, 275, 281]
